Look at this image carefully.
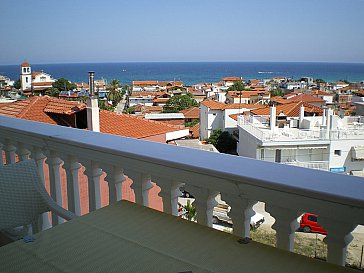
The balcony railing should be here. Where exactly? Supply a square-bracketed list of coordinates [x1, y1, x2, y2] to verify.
[283, 160, 329, 171]
[238, 115, 364, 142]
[1, 115, 364, 266]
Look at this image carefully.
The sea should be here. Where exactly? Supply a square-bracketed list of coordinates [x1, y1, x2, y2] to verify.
[0, 62, 363, 86]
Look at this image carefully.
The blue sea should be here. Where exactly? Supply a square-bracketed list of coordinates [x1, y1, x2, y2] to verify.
[0, 62, 363, 86]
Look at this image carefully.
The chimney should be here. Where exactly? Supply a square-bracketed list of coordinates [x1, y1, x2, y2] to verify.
[270, 105, 276, 130]
[299, 105, 305, 128]
[87, 71, 100, 132]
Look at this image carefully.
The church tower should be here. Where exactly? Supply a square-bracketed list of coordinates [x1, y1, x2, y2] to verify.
[20, 61, 32, 91]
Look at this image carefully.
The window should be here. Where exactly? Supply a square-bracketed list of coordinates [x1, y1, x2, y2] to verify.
[308, 215, 317, 222]
[23, 68, 26, 73]
[261, 149, 265, 160]
[25, 77, 28, 83]
[334, 150, 341, 156]
[275, 149, 281, 163]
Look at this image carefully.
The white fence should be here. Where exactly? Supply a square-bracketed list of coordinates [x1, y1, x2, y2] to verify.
[1, 116, 364, 266]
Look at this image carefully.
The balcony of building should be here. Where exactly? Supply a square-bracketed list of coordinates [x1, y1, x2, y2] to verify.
[0, 115, 364, 272]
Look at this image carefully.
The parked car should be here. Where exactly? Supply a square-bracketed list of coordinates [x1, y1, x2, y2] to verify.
[213, 203, 265, 229]
[299, 213, 327, 235]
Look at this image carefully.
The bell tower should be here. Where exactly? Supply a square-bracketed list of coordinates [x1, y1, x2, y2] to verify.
[20, 61, 32, 91]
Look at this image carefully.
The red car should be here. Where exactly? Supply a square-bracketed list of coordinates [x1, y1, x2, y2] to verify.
[299, 213, 327, 235]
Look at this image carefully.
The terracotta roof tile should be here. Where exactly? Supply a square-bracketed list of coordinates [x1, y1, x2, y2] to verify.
[20, 62, 30, 67]
[180, 107, 200, 119]
[287, 93, 325, 103]
[200, 100, 226, 110]
[99, 111, 183, 139]
[189, 122, 200, 138]
[223, 77, 241, 81]
[0, 96, 86, 125]
[251, 102, 322, 117]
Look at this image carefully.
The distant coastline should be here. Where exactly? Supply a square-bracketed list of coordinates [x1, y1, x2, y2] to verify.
[1, 62, 363, 85]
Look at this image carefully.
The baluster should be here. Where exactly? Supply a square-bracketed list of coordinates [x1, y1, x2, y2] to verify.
[62, 156, 81, 215]
[83, 160, 102, 212]
[185, 185, 218, 227]
[103, 165, 125, 204]
[3, 140, 16, 164]
[45, 151, 64, 226]
[128, 170, 153, 207]
[265, 204, 301, 251]
[222, 193, 257, 237]
[30, 147, 51, 230]
[16, 142, 30, 161]
[154, 176, 182, 216]
[319, 217, 356, 266]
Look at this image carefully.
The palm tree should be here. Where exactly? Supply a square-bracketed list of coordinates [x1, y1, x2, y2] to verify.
[107, 79, 123, 107]
[183, 199, 196, 221]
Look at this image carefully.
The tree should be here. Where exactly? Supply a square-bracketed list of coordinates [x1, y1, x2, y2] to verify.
[163, 93, 198, 113]
[206, 129, 237, 154]
[45, 87, 60, 97]
[182, 199, 196, 221]
[227, 81, 245, 91]
[13, 79, 21, 89]
[107, 79, 123, 107]
[98, 100, 115, 111]
[270, 88, 284, 97]
[52, 78, 76, 91]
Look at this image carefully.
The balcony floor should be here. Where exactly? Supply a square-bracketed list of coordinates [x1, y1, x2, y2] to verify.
[0, 201, 356, 273]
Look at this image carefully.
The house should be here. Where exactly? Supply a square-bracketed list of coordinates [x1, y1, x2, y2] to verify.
[222, 76, 241, 87]
[132, 80, 183, 92]
[144, 113, 185, 127]
[20, 62, 55, 94]
[225, 90, 270, 104]
[238, 105, 364, 174]
[311, 89, 335, 104]
[199, 100, 265, 139]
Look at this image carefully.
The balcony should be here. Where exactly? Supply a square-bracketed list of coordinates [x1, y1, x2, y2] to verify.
[283, 160, 329, 171]
[1, 115, 364, 271]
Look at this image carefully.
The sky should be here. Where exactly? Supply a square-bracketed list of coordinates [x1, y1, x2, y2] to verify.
[1, 0, 364, 65]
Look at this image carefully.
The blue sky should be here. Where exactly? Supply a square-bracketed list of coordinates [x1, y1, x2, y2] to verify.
[1, 0, 363, 64]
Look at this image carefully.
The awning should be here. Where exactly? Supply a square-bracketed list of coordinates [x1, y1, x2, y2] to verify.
[262, 146, 328, 150]
[352, 146, 364, 160]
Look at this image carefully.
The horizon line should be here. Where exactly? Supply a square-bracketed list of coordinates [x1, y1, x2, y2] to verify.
[1, 60, 364, 66]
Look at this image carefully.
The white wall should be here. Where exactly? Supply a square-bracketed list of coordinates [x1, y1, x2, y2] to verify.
[329, 139, 364, 172]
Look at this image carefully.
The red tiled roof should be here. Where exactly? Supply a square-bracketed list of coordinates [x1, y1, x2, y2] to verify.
[200, 100, 226, 110]
[227, 91, 270, 98]
[223, 77, 241, 81]
[21, 62, 30, 67]
[0, 96, 86, 125]
[180, 107, 200, 119]
[189, 122, 200, 138]
[287, 93, 325, 103]
[224, 103, 265, 110]
[251, 102, 322, 117]
[132, 80, 158, 85]
[99, 111, 183, 139]
[32, 82, 54, 87]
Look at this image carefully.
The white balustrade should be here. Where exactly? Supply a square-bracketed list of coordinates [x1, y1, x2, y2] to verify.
[61, 155, 82, 215]
[128, 170, 153, 207]
[222, 193, 257, 237]
[82, 160, 103, 212]
[265, 204, 301, 252]
[154, 176, 182, 216]
[185, 185, 218, 227]
[103, 165, 125, 203]
[45, 151, 64, 226]
[1, 115, 364, 267]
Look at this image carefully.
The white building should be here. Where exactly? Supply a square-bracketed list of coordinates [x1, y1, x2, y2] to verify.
[20, 62, 55, 92]
[238, 106, 364, 174]
[199, 100, 264, 140]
